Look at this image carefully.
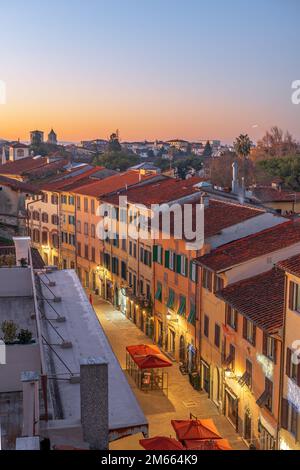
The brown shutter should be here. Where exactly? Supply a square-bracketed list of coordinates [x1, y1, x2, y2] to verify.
[286, 347, 292, 378]
[273, 339, 277, 365]
[225, 305, 230, 325]
[253, 325, 256, 346]
[281, 398, 289, 430]
[243, 317, 247, 339]
[289, 281, 295, 310]
[262, 332, 267, 356]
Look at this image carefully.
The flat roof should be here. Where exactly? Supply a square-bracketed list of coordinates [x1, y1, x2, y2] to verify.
[39, 269, 147, 436]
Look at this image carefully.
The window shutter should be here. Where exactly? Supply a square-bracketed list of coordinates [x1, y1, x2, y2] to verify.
[286, 347, 292, 377]
[252, 325, 256, 346]
[176, 255, 181, 274]
[273, 339, 277, 365]
[289, 281, 295, 310]
[281, 398, 289, 430]
[262, 332, 267, 356]
[165, 250, 170, 268]
[185, 257, 188, 277]
[243, 317, 247, 339]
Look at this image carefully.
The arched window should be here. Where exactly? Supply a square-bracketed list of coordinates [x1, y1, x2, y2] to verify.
[42, 212, 48, 223]
[51, 214, 59, 225]
[52, 233, 59, 248]
[42, 231, 48, 245]
[33, 229, 40, 243]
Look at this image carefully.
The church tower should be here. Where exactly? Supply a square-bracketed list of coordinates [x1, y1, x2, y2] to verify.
[47, 128, 57, 145]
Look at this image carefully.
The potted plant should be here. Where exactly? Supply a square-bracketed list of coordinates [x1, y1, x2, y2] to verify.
[18, 329, 33, 344]
[1, 320, 18, 344]
[19, 257, 28, 268]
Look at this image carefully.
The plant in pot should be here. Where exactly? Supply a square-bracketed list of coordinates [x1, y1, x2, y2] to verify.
[1, 320, 18, 344]
[18, 329, 33, 344]
[19, 257, 28, 268]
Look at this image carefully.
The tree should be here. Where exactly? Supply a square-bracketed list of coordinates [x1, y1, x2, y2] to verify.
[203, 141, 212, 158]
[108, 132, 122, 153]
[258, 156, 300, 190]
[233, 134, 252, 159]
[251, 126, 299, 161]
[93, 150, 140, 171]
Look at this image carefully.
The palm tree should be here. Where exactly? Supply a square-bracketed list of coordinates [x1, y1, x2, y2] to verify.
[233, 134, 252, 159]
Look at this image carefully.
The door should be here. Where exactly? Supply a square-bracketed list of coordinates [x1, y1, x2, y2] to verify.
[244, 411, 251, 442]
[202, 363, 210, 394]
[226, 391, 238, 430]
[179, 335, 186, 363]
[212, 367, 220, 405]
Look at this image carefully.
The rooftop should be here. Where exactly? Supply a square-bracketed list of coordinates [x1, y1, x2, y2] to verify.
[196, 220, 300, 272]
[72, 170, 156, 198]
[277, 253, 300, 278]
[249, 186, 300, 203]
[38, 166, 103, 192]
[0, 174, 40, 194]
[0, 157, 49, 176]
[103, 176, 203, 206]
[216, 268, 285, 333]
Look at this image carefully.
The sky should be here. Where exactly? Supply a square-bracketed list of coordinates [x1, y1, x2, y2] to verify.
[0, 0, 299, 143]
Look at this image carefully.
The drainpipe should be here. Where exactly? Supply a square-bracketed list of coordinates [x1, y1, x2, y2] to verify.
[277, 272, 288, 450]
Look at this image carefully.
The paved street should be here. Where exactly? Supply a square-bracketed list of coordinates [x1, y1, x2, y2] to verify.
[92, 296, 247, 450]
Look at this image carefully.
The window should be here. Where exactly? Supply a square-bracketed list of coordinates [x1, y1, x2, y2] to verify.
[41, 212, 48, 223]
[263, 333, 276, 363]
[77, 220, 81, 233]
[155, 281, 162, 302]
[84, 244, 89, 259]
[91, 224, 96, 238]
[165, 250, 175, 271]
[133, 243, 137, 258]
[243, 318, 256, 346]
[204, 315, 209, 338]
[177, 295, 186, 316]
[84, 223, 89, 236]
[76, 196, 81, 210]
[226, 305, 238, 331]
[33, 229, 40, 243]
[146, 283, 151, 300]
[51, 214, 59, 225]
[190, 261, 197, 282]
[129, 241, 133, 256]
[176, 254, 187, 276]
[229, 344, 236, 371]
[289, 281, 300, 313]
[202, 268, 213, 291]
[246, 359, 252, 389]
[153, 245, 163, 264]
[112, 257, 119, 275]
[69, 234, 75, 246]
[42, 231, 48, 244]
[286, 347, 300, 384]
[214, 275, 224, 292]
[282, 400, 299, 438]
[68, 215, 75, 225]
[51, 194, 58, 205]
[42, 193, 48, 203]
[61, 195, 67, 204]
[33, 211, 40, 221]
[104, 253, 111, 270]
[84, 197, 88, 213]
[139, 280, 144, 295]
[214, 323, 221, 348]
[91, 199, 95, 215]
[122, 238, 126, 251]
[121, 261, 127, 280]
[112, 233, 119, 248]
[167, 288, 175, 309]
[265, 377, 273, 412]
[69, 195, 75, 205]
[52, 233, 59, 248]
[91, 247, 95, 262]
[77, 242, 81, 257]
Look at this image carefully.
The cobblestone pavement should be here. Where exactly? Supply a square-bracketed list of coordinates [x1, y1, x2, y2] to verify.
[91, 296, 247, 450]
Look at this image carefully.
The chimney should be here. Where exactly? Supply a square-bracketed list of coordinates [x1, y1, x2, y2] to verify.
[13, 237, 31, 266]
[231, 161, 239, 194]
[80, 357, 109, 450]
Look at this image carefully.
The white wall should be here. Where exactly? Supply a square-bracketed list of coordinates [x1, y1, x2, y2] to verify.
[0, 343, 41, 392]
[0, 268, 33, 297]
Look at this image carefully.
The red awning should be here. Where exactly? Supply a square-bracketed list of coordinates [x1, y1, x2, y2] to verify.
[126, 344, 161, 357]
[133, 353, 172, 369]
[140, 436, 185, 451]
[171, 419, 221, 441]
[184, 439, 232, 451]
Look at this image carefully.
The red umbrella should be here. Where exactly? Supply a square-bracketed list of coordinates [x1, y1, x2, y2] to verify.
[140, 436, 185, 451]
[171, 419, 221, 441]
[134, 353, 172, 369]
[126, 344, 161, 357]
[184, 439, 232, 451]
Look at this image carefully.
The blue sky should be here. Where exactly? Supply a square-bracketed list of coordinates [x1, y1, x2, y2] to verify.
[0, 0, 299, 142]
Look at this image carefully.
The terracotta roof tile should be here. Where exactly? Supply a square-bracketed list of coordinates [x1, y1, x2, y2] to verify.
[0, 174, 40, 193]
[39, 167, 103, 191]
[197, 220, 300, 272]
[102, 176, 203, 206]
[0, 157, 48, 175]
[72, 170, 156, 197]
[250, 186, 300, 203]
[277, 253, 300, 278]
[216, 268, 285, 333]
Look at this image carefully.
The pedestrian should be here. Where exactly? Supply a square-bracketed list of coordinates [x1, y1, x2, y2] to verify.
[89, 293, 93, 305]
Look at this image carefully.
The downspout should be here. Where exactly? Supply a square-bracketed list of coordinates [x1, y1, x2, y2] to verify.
[277, 272, 288, 450]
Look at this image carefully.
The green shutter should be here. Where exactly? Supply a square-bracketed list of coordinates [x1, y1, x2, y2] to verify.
[188, 302, 196, 325]
[177, 295, 186, 316]
[167, 289, 175, 309]
[176, 255, 181, 273]
[184, 257, 188, 277]
[165, 250, 170, 268]
[155, 282, 162, 301]
[153, 245, 158, 263]
[160, 247, 164, 264]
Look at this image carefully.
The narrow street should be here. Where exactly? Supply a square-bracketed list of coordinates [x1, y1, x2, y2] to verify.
[92, 296, 247, 450]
